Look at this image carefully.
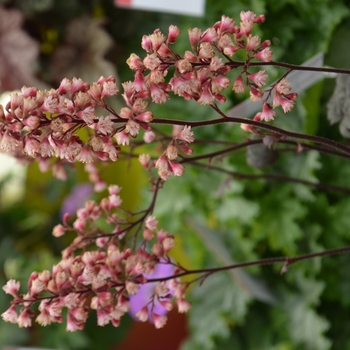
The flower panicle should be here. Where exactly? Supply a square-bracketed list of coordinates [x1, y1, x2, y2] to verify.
[1, 186, 190, 330]
[126, 11, 296, 120]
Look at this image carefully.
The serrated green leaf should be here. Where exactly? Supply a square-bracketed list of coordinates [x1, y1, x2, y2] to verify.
[186, 272, 251, 350]
[187, 218, 276, 304]
[252, 187, 307, 254]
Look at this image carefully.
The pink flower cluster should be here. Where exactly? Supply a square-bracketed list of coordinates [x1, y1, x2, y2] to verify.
[151, 125, 194, 180]
[0, 77, 118, 163]
[241, 78, 298, 132]
[0, 76, 121, 163]
[125, 10, 297, 138]
[0, 12, 298, 183]
[1, 185, 190, 330]
[126, 12, 271, 107]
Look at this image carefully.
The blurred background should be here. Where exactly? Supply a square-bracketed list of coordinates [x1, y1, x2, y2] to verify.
[1, 0, 350, 349]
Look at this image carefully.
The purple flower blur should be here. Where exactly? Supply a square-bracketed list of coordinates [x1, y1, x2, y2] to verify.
[60, 183, 93, 219]
[129, 261, 175, 322]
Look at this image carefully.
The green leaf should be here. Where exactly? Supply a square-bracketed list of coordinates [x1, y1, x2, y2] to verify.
[252, 187, 307, 254]
[187, 218, 276, 304]
[185, 272, 251, 350]
[273, 272, 331, 350]
[283, 150, 322, 201]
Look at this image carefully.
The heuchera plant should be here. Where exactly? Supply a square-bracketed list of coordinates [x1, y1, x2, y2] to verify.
[2, 11, 350, 331]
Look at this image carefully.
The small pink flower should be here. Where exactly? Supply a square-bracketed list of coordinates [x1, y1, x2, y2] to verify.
[260, 102, 276, 122]
[71, 77, 89, 95]
[143, 54, 161, 71]
[18, 308, 32, 328]
[240, 123, 253, 132]
[152, 243, 162, 256]
[169, 161, 185, 176]
[2, 279, 20, 297]
[24, 137, 41, 158]
[55, 271, 68, 289]
[36, 309, 52, 326]
[109, 194, 122, 209]
[246, 35, 261, 51]
[210, 56, 225, 71]
[52, 224, 66, 237]
[143, 228, 155, 240]
[39, 270, 51, 283]
[21, 85, 38, 98]
[188, 28, 202, 48]
[155, 282, 169, 296]
[149, 30, 166, 51]
[179, 145, 194, 155]
[152, 313, 167, 329]
[233, 75, 245, 93]
[212, 76, 231, 94]
[175, 58, 192, 74]
[0, 132, 20, 153]
[177, 299, 191, 313]
[88, 82, 102, 100]
[200, 28, 218, 43]
[254, 47, 273, 62]
[163, 237, 175, 252]
[249, 87, 264, 102]
[198, 82, 215, 105]
[219, 15, 235, 34]
[280, 97, 295, 113]
[9, 92, 23, 111]
[240, 20, 254, 36]
[135, 111, 154, 123]
[96, 115, 114, 135]
[240, 10, 256, 22]
[1, 305, 18, 324]
[126, 281, 141, 295]
[248, 70, 268, 88]
[139, 154, 151, 168]
[146, 216, 158, 230]
[167, 25, 181, 44]
[219, 34, 238, 56]
[272, 91, 283, 108]
[57, 78, 72, 94]
[30, 278, 45, 295]
[115, 131, 130, 146]
[136, 306, 149, 322]
[76, 146, 93, 163]
[141, 35, 153, 52]
[254, 14, 266, 23]
[155, 155, 170, 180]
[253, 113, 262, 122]
[67, 312, 84, 331]
[159, 300, 173, 311]
[198, 42, 214, 59]
[157, 43, 172, 57]
[125, 119, 140, 137]
[101, 80, 119, 99]
[150, 83, 169, 104]
[22, 97, 37, 114]
[23, 115, 40, 130]
[143, 130, 155, 143]
[166, 144, 178, 160]
[108, 185, 121, 195]
[127, 53, 144, 70]
[157, 229, 168, 243]
[177, 125, 194, 143]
